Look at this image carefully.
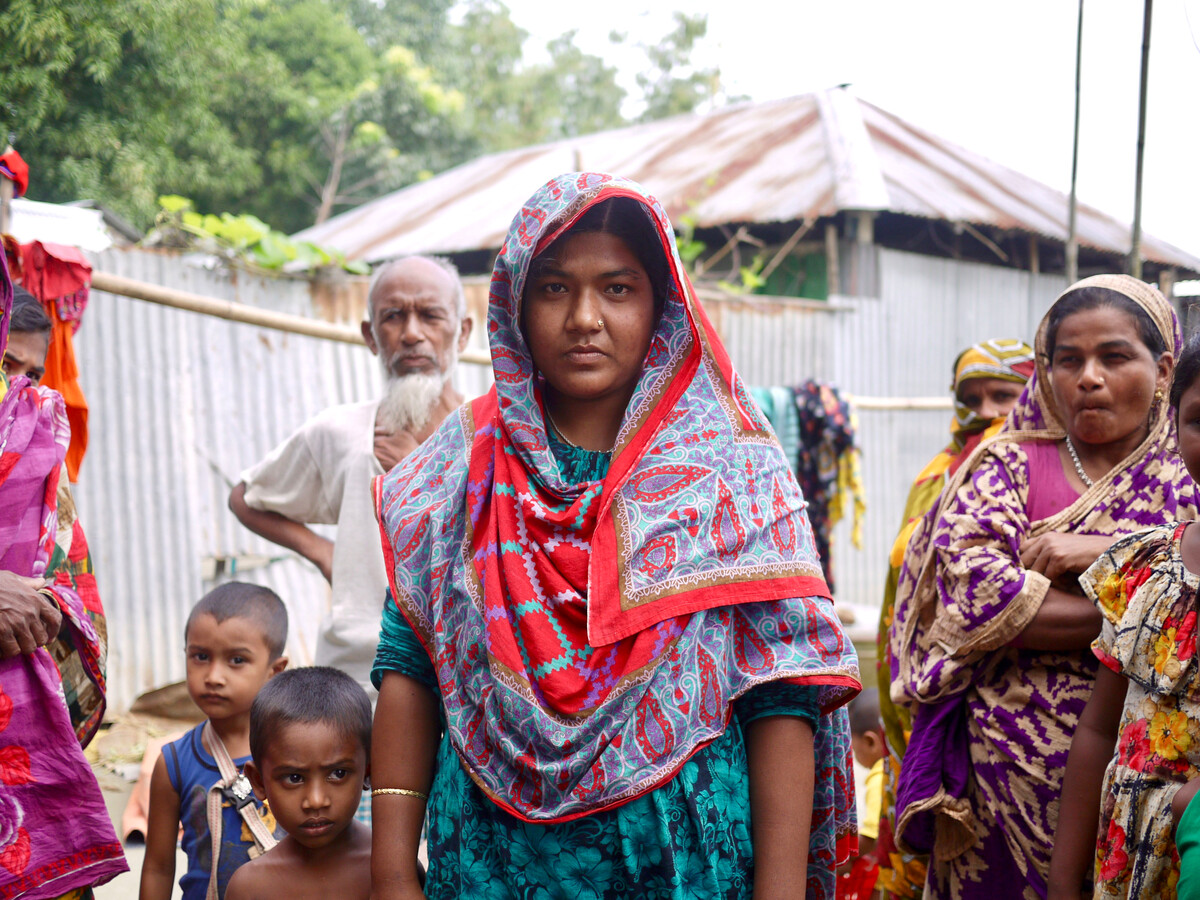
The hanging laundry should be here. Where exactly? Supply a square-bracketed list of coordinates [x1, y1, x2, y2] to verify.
[18, 241, 92, 480]
[750, 381, 865, 592]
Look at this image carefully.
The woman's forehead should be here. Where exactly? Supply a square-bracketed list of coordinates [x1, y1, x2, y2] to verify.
[1052, 305, 1146, 346]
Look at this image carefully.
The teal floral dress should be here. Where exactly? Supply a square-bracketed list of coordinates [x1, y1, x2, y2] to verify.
[372, 437, 821, 900]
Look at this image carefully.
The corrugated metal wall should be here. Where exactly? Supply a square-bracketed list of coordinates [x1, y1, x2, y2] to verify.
[74, 250, 492, 712]
[74, 246, 1066, 711]
[710, 247, 1066, 621]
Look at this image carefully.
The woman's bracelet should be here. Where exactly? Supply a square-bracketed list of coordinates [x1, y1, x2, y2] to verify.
[371, 787, 429, 801]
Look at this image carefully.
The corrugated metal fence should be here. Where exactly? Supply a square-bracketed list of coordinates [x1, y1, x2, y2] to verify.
[75, 246, 1065, 711]
[74, 249, 491, 711]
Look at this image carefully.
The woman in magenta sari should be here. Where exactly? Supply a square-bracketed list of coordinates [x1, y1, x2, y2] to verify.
[888, 275, 1196, 899]
[0, 253, 126, 899]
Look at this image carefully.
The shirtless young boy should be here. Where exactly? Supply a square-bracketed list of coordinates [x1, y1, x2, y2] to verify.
[225, 666, 372, 900]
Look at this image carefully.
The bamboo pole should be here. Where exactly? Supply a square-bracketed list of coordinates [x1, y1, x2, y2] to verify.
[1130, 0, 1153, 279]
[91, 271, 491, 365]
[847, 395, 951, 411]
[1067, 0, 1084, 284]
[93, 271, 955, 410]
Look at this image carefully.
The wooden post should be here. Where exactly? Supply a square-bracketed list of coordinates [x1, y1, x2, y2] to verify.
[853, 210, 875, 246]
[0, 169, 12, 236]
[1130, 0, 1153, 279]
[1029, 234, 1041, 328]
[1067, 0, 1084, 284]
[825, 221, 840, 298]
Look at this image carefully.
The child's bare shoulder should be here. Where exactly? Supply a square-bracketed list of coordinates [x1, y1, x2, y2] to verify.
[223, 845, 300, 900]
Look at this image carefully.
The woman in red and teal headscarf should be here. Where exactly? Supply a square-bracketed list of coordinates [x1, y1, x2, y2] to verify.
[873, 339, 1033, 897]
[370, 173, 861, 900]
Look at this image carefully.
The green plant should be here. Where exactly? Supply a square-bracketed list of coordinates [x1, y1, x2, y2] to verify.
[150, 196, 369, 274]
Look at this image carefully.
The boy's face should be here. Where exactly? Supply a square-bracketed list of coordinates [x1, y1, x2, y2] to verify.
[185, 613, 286, 721]
[246, 721, 367, 852]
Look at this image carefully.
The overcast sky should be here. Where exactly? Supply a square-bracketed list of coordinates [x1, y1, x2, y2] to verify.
[502, 0, 1200, 259]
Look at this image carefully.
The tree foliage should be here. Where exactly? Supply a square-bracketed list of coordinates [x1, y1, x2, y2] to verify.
[1, 0, 727, 235]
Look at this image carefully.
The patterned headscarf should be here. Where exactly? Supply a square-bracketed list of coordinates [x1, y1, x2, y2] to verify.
[950, 338, 1035, 439]
[376, 174, 859, 859]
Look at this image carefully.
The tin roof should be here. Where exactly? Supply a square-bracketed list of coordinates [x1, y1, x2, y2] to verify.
[296, 88, 1200, 273]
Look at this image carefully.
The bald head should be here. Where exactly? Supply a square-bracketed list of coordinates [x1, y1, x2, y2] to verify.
[366, 256, 465, 324]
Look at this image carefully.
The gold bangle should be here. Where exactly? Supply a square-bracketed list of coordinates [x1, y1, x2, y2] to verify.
[371, 787, 429, 801]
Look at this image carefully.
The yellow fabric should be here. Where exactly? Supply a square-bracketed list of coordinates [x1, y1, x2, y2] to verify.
[861, 758, 884, 841]
[828, 404, 866, 549]
[887, 420, 1006, 569]
[831, 442, 866, 550]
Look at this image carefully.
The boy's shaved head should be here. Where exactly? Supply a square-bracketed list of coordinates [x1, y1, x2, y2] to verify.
[249, 666, 372, 767]
[848, 687, 881, 737]
[186, 582, 288, 659]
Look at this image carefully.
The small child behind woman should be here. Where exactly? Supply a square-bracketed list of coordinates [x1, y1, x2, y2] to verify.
[1048, 333, 1200, 899]
[140, 583, 289, 900]
[224, 666, 372, 900]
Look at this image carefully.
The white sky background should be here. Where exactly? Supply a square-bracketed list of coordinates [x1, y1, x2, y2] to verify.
[501, 0, 1200, 259]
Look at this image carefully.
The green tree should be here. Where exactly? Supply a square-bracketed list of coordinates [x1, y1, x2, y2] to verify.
[442, 1, 624, 151]
[634, 12, 721, 122]
[0, 0, 259, 227]
[2, 0, 723, 234]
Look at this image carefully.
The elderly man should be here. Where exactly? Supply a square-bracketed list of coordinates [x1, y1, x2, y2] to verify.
[229, 256, 471, 694]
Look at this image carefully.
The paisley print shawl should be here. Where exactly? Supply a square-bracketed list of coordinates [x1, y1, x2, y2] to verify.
[886, 275, 1197, 894]
[376, 172, 860, 827]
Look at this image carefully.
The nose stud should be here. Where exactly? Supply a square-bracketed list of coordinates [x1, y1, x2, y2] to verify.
[597, 318, 605, 330]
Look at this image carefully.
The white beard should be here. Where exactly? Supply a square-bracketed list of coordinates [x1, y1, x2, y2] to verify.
[375, 350, 457, 434]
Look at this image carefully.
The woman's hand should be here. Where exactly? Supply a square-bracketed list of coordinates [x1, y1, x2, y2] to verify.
[1020, 534, 1114, 581]
[0, 571, 60, 659]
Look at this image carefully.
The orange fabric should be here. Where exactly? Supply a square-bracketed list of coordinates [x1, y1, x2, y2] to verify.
[17, 242, 92, 480]
[42, 310, 88, 480]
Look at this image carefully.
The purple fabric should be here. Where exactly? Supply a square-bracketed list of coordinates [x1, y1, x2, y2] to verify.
[0, 398, 62, 573]
[894, 696, 969, 854]
[888, 276, 1196, 895]
[0, 252, 127, 898]
[1022, 440, 1081, 523]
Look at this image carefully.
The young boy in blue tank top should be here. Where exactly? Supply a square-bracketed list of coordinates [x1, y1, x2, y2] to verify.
[139, 583, 289, 900]
[225, 667, 373, 900]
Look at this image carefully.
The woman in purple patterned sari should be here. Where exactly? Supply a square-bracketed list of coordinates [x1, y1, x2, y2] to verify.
[0, 252, 126, 899]
[888, 275, 1197, 899]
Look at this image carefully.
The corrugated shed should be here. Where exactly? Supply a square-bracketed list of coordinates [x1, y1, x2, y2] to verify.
[74, 249, 492, 712]
[822, 248, 1065, 614]
[73, 244, 1077, 711]
[296, 88, 1200, 274]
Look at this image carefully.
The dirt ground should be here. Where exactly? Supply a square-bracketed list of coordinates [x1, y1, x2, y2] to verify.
[89, 706, 194, 900]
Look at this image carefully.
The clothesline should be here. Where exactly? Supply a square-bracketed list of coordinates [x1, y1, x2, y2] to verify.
[91, 270, 954, 411]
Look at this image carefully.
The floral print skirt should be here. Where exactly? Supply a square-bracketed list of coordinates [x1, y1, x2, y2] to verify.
[423, 724, 756, 900]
